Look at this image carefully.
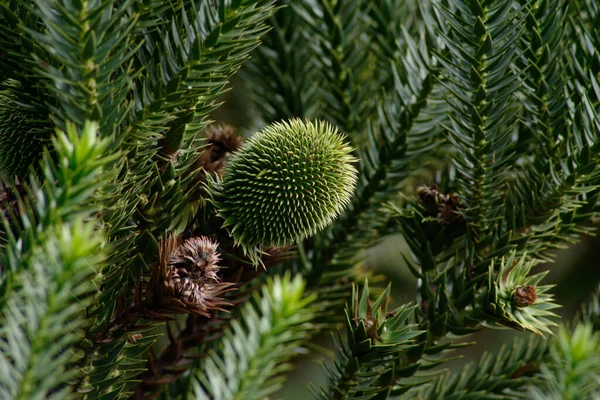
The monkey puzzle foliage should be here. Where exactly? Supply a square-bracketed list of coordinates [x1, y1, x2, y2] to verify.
[0, 0, 599, 399]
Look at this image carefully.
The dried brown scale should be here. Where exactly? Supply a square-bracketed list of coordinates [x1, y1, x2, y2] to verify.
[100, 257, 281, 398]
[417, 183, 441, 205]
[202, 124, 243, 174]
[127, 333, 144, 344]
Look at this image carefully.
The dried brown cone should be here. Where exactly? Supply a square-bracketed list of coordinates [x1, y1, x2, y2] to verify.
[417, 183, 441, 206]
[512, 285, 538, 308]
[188, 124, 243, 198]
[195, 124, 243, 176]
[134, 242, 295, 398]
[147, 236, 235, 317]
[417, 184, 466, 223]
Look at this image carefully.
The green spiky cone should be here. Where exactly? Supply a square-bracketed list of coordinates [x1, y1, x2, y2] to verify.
[211, 119, 357, 255]
[0, 80, 48, 183]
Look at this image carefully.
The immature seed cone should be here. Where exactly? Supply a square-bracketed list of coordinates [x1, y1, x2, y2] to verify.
[148, 236, 235, 317]
[212, 119, 358, 249]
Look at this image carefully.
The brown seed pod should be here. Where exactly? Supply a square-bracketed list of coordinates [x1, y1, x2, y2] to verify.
[189, 125, 243, 197]
[147, 236, 235, 317]
[512, 285, 538, 308]
[196, 124, 243, 176]
[417, 184, 466, 224]
[417, 184, 441, 206]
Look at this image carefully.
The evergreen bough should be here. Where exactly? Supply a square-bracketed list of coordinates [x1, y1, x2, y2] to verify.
[0, 0, 599, 399]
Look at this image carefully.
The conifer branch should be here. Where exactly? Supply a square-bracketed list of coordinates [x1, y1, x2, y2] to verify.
[0, 80, 51, 183]
[501, 0, 600, 263]
[27, 0, 138, 137]
[312, 283, 423, 399]
[309, 30, 447, 294]
[96, 0, 277, 325]
[0, 2, 52, 134]
[0, 1, 599, 398]
[417, 301, 600, 400]
[568, 0, 600, 91]
[529, 323, 600, 399]
[192, 273, 316, 400]
[0, 2, 39, 83]
[389, 194, 560, 336]
[511, 1, 597, 225]
[241, 2, 447, 295]
[433, 0, 524, 258]
[132, 245, 289, 398]
[243, 1, 319, 122]
[414, 335, 547, 399]
[78, 3, 278, 396]
[293, 0, 374, 136]
[127, 0, 276, 157]
[0, 122, 112, 287]
[0, 121, 111, 398]
[0, 225, 102, 400]
[366, 1, 434, 90]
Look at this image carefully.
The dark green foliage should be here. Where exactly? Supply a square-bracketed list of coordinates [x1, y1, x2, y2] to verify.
[0, 0, 599, 398]
[0, 122, 110, 398]
[292, 0, 374, 135]
[0, 81, 48, 183]
[434, 0, 524, 255]
[313, 283, 422, 399]
[508, 0, 600, 264]
[243, 0, 319, 121]
[414, 336, 547, 399]
[193, 273, 316, 400]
